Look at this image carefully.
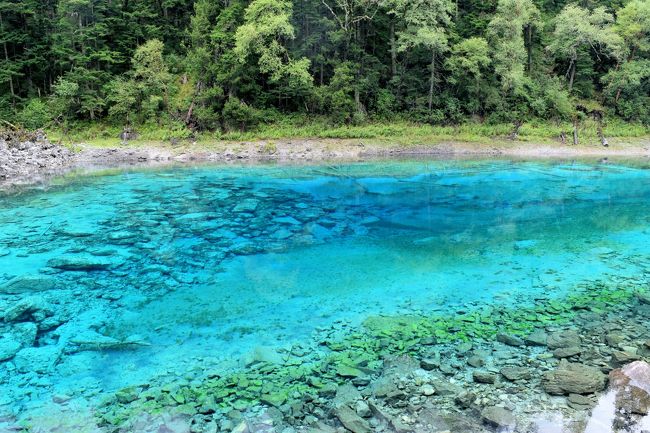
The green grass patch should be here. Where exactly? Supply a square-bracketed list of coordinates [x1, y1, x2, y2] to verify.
[46, 117, 649, 149]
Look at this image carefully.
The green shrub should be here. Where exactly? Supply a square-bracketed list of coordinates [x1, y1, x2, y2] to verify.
[17, 99, 51, 129]
[222, 97, 260, 131]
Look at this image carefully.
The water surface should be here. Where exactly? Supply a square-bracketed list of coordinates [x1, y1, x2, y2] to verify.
[1, 159, 650, 424]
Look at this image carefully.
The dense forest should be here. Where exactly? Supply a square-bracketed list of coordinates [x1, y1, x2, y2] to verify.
[0, 0, 648, 135]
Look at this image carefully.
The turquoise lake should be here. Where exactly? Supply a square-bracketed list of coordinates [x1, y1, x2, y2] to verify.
[1, 159, 650, 429]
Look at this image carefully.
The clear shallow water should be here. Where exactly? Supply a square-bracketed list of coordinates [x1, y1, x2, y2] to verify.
[2, 159, 650, 423]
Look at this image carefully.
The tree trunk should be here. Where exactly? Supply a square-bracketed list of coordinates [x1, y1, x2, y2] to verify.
[319, 62, 324, 86]
[615, 46, 636, 104]
[0, 12, 15, 108]
[594, 112, 608, 147]
[526, 24, 532, 72]
[354, 88, 364, 115]
[389, 20, 397, 79]
[428, 51, 436, 110]
[572, 119, 579, 145]
[568, 59, 576, 92]
[597, 123, 608, 147]
[185, 101, 195, 124]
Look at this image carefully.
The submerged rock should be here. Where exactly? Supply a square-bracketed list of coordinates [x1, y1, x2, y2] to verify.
[13, 345, 61, 373]
[514, 239, 537, 250]
[273, 216, 301, 226]
[524, 329, 548, 346]
[473, 370, 497, 384]
[0, 275, 59, 294]
[48, 255, 117, 271]
[0, 336, 21, 361]
[608, 360, 650, 415]
[500, 366, 531, 381]
[336, 364, 366, 378]
[260, 391, 288, 407]
[10, 322, 38, 347]
[243, 346, 284, 367]
[547, 330, 581, 349]
[234, 199, 259, 212]
[333, 384, 362, 409]
[355, 400, 372, 418]
[496, 333, 525, 347]
[367, 401, 411, 433]
[567, 393, 594, 410]
[3, 296, 49, 322]
[553, 346, 582, 358]
[335, 406, 371, 433]
[481, 406, 516, 430]
[542, 361, 606, 395]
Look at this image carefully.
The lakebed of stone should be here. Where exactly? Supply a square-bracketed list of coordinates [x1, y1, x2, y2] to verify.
[2, 156, 650, 432]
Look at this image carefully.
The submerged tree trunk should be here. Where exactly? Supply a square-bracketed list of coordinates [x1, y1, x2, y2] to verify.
[428, 51, 436, 110]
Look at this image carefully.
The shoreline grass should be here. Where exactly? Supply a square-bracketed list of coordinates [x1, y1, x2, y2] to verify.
[47, 118, 649, 149]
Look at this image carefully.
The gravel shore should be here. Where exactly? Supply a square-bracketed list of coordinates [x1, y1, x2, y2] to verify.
[2, 137, 650, 188]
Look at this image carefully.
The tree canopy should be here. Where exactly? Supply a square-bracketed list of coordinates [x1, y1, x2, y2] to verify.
[1, 0, 649, 130]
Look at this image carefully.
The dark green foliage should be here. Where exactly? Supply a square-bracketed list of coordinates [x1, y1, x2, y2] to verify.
[0, 0, 648, 131]
[17, 98, 50, 129]
[222, 96, 261, 131]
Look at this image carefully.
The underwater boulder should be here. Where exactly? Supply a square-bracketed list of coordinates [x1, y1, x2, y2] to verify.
[13, 345, 62, 373]
[335, 406, 371, 433]
[3, 296, 50, 323]
[547, 330, 581, 349]
[542, 360, 606, 395]
[47, 255, 120, 271]
[0, 336, 21, 361]
[496, 333, 525, 347]
[524, 329, 548, 346]
[243, 346, 284, 367]
[9, 322, 37, 347]
[481, 406, 516, 431]
[0, 275, 59, 294]
[608, 360, 650, 415]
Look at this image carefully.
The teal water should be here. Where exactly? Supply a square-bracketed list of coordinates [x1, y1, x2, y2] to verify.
[2, 159, 650, 426]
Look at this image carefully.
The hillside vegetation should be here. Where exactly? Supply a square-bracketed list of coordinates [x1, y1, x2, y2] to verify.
[1, 0, 649, 140]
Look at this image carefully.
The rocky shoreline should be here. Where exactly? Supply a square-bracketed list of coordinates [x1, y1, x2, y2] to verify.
[2, 136, 650, 189]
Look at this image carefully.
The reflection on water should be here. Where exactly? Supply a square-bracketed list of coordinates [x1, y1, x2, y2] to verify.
[1, 159, 650, 430]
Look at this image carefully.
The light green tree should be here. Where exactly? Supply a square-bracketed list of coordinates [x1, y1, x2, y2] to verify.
[446, 37, 491, 113]
[488, 0, 540, 93]
[394, 0, 454, 110]
[234, 0, 313, 99]
[547, 4, 625, 92]
[615, 0, 650, 57]
[609, 0, 650, 104]
[105, 39, 172, 125]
